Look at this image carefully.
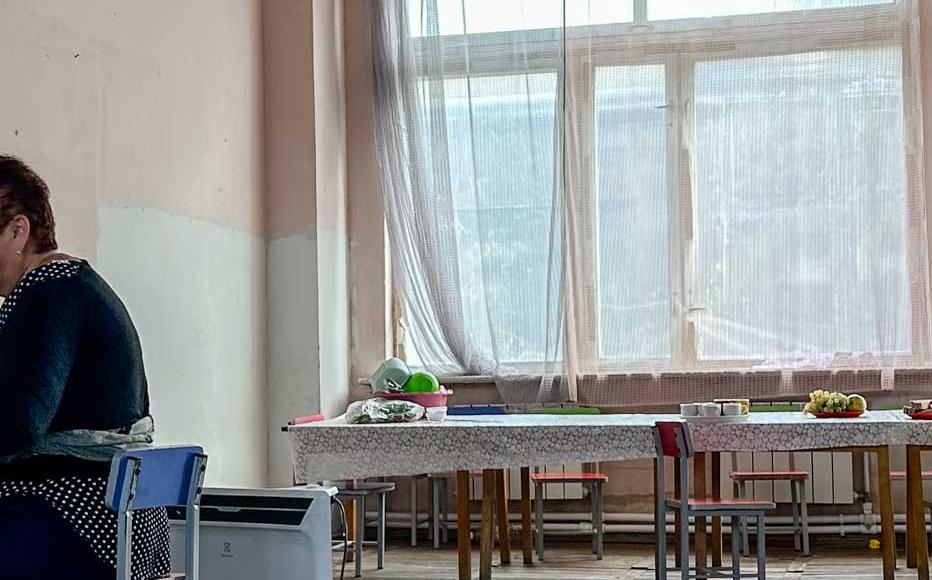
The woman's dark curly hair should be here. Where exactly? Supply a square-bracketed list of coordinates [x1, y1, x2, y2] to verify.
[0, 155, 57, 253]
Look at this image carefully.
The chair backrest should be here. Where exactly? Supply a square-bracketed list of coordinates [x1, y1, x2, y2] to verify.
[653, 421, 693, 459]
[106, 445, 207, 511]
[653, 422, 692, 522]
[106, 445, 208, 580]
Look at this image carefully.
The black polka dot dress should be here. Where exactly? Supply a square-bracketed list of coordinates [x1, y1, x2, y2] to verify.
[0, 260, 170, 579]
[0, 475, 171, 579]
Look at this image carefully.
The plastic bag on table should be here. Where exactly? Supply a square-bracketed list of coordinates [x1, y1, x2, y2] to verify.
[345, 398, 426, 424]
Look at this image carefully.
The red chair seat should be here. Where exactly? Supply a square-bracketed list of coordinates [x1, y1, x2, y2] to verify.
[731, 470, 809, 481]
[890, 470, 932, 480]
[531, 473, 609, 484]
[667, 497, 776, 511]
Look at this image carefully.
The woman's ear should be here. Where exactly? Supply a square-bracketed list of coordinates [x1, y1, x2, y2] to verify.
[9, 215, 31, 253]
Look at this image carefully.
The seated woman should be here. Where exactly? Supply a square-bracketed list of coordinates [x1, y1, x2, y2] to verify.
[0, 156, 169, 580]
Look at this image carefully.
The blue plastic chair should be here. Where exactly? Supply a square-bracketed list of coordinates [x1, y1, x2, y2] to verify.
[105, 446, 208, 580]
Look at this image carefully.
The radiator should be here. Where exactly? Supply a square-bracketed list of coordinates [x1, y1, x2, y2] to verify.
[465, 452, 857, 504]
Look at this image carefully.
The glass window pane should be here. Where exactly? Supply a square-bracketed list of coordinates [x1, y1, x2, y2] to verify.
[407, 0, 633, 37]
[648, 0, 890, 21]
[595, 65, 671, 361]
[693, 48, 909, 361]
[438, 74, 560, 363]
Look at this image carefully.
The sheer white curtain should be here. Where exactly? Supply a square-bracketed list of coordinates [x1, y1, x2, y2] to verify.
[369, 0, 928, 404]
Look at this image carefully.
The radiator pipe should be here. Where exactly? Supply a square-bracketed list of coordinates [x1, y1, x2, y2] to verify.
[373, 510, 913, 537]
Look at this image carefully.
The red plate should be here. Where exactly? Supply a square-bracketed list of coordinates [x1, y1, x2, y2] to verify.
[907, 411, 932, 421]
[810, 411, 864, 418]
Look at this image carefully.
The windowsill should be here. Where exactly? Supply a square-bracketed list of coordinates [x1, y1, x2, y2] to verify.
[360, 366, 932, 387]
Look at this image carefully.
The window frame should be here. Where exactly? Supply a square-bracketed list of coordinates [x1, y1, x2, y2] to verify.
[407, 1, 928, 373]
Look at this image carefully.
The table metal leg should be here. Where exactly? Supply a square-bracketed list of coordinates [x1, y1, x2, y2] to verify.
[712, 452, 722, 568]
[457, 471, 472, 580]
[695, 453, 708, 577]
[480, 470, 496, 580]
[876, 446, 895, 580]
[377, 493, 386, 570]
[909, 446, 930, 580]
[355, 496, 365, 578]
[412, 478, 420, 547]
[520, 467, 533, 565]
[495, 469, 511, 564]
[433, 477, 442, 549]
[535, 482, 545, 561]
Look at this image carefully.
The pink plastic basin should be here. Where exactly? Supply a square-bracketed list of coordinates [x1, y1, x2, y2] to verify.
[379, 387, 453, 408]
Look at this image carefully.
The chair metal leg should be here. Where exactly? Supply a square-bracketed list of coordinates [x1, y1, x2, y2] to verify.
[741, 482, 750, 556]
[433, 477, 442, 549]
[790, 480, 801, 551]
[799, 480, 810, 557]
[355, 497, 365, 578]
[535, 482, 544, 561]
[378, 493, 387, 570]
[657, 507, 668, 579]
[441, 478, 450, 544]
[756, 513, 766, 580]
[595, 483, 604, 560]
[731, 516, 741, 580]
[411, 478, 418, 547]
[590, 484, 597, 555]
[680, 509, 690, 580]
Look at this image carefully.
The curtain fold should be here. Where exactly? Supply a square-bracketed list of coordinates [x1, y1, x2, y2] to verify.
[369, 0, 928, 404]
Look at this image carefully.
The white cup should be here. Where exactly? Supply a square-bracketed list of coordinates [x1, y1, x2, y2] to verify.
[700, 402, 722, 417]
[680, 403, 699, 417]
[723, 403, 742, 416]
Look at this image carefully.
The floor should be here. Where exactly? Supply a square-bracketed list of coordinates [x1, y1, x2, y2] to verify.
[336, 537, 920, 579]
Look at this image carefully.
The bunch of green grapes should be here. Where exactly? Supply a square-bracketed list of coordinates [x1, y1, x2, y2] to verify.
[804, 389, 850, 414]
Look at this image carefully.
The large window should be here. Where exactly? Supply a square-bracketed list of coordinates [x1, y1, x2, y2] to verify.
[402, 0, 924, 372]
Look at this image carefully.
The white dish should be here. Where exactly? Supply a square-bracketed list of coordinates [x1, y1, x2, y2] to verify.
[682, 414, 750, 424]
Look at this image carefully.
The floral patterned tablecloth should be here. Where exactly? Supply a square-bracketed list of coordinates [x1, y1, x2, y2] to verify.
[287, 410, 925, 483]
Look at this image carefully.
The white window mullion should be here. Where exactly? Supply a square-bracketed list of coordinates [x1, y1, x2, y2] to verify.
[679, 58, 699, 368]
[633, 0, 648, 23]
[665, 58, 689, 368]
[569, 52, 599, 372]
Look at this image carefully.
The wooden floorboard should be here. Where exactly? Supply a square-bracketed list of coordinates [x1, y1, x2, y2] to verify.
[337, 540, 919, 579]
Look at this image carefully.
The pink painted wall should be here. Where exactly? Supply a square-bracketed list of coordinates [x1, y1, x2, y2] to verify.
[346, 0, 392, 382]
[1, 0, 265, 246]
[263, 0, 318, 237]
[0, 0, 269, 486]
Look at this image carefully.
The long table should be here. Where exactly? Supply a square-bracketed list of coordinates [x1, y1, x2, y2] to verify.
[288, 410, 924, 579]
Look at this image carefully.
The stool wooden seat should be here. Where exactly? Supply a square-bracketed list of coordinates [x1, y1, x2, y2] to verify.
[531, 472, 608, 484]
[731, 470, 809, 481]
[891, 470, 932, 480]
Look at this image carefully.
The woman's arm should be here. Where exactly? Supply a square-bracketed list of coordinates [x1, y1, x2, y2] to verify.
[0, 285, 80, 458]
